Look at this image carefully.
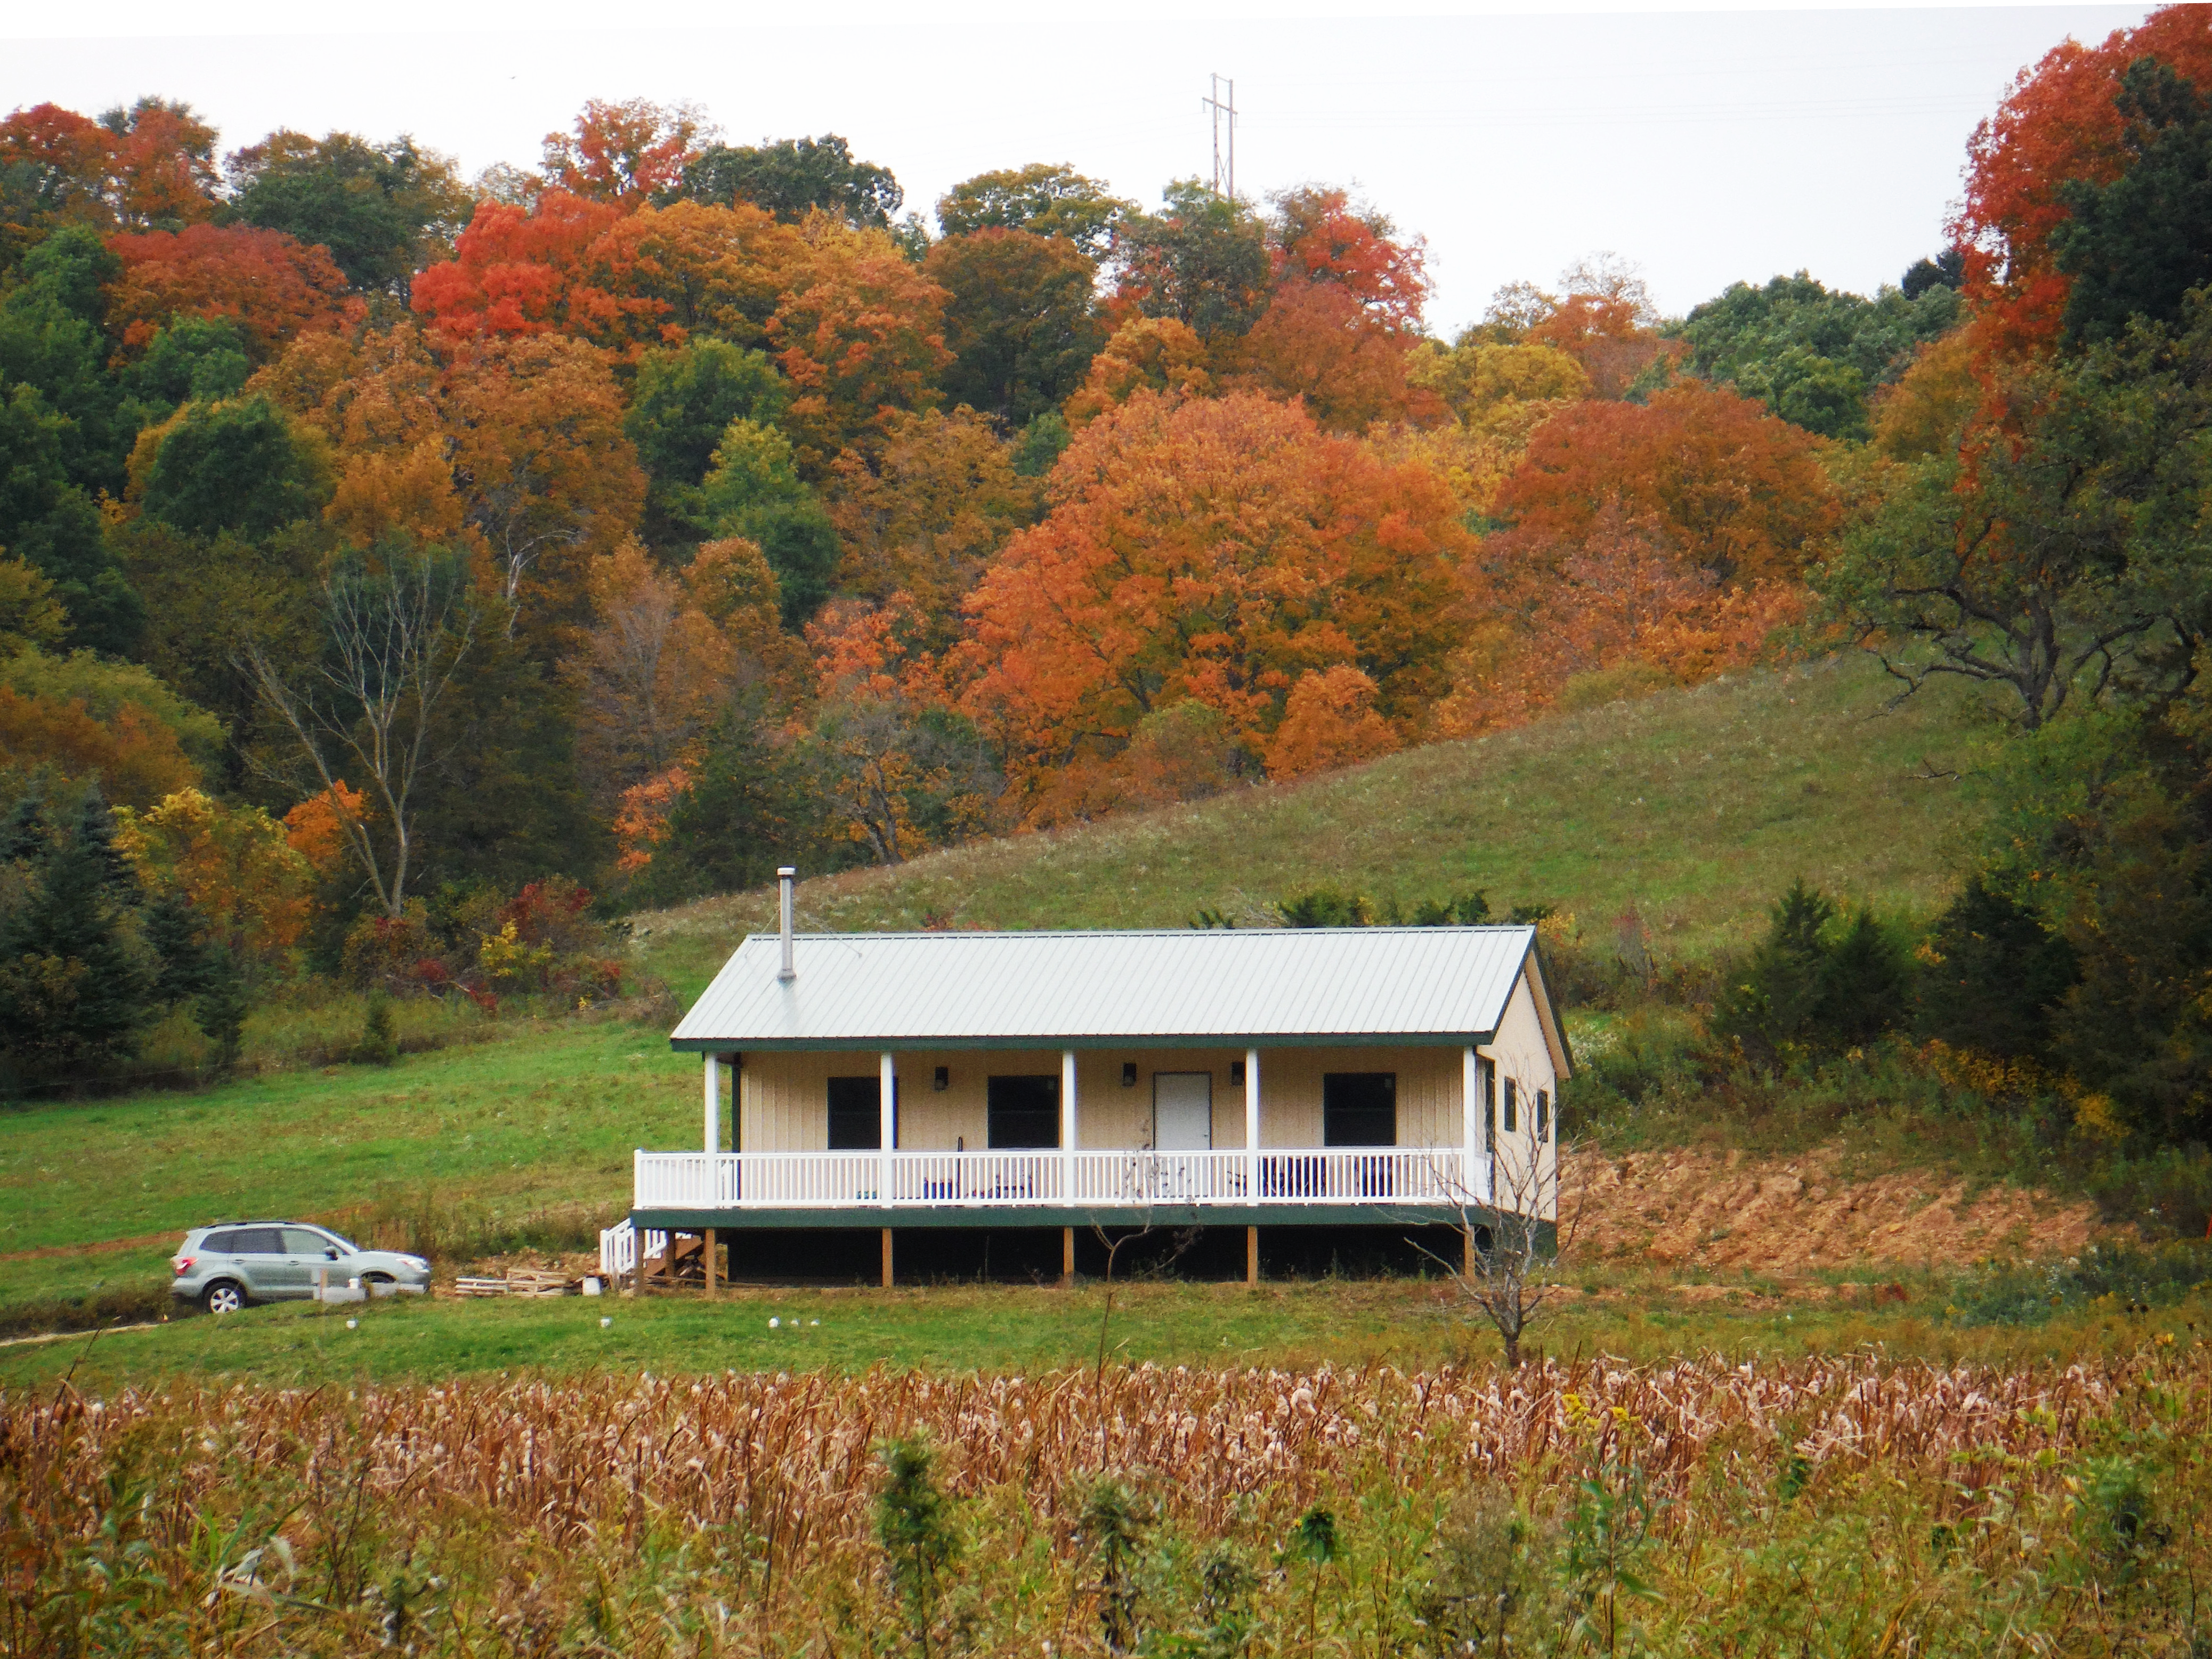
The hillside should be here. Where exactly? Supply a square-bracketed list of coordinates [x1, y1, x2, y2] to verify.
[638, 652, 1992, 997]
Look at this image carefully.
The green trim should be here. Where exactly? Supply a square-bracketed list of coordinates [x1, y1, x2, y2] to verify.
[633, 1204, 1551, 1240]
[671, 1032, 1496, 1056]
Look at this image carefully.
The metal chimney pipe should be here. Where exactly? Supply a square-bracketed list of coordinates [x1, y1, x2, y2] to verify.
[776, 867, 797, 981]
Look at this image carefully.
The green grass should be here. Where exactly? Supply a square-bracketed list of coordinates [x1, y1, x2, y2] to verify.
[0, 1014, 699, 1320]
[7, 1272, 2203, 1395]
[638, 653, 1997, 991]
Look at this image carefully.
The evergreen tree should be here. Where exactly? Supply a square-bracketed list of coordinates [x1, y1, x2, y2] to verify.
[1712, 879, 1835, 1065]
[1916, 877, 2079, 1060]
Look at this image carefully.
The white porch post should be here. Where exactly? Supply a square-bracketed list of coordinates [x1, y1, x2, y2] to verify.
[879, 1051, 896, 1207]
[1462, 1046, 1478, 1199]
[1244, 1047, 1261, 1200]
[1473, 1046, 1496, 1203]
[703, 1053, 720, 1153]
[1060, 1049, 1077, 1202]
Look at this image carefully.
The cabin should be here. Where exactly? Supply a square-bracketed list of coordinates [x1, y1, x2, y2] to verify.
[624, 871, 1569, 1286]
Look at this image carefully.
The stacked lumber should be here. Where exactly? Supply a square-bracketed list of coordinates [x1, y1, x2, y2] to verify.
[453, 1276, 509, 1298]
[505, 1268, 577, 1298]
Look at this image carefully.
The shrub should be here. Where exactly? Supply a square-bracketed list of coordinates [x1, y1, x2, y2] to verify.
[1709, 879, 1912, 1069]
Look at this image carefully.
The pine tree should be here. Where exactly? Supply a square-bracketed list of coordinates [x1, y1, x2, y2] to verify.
[1916, 877, 2079, 1060]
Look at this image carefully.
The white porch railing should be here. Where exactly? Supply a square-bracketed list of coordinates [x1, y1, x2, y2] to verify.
[633, 1147, 1473, 1211]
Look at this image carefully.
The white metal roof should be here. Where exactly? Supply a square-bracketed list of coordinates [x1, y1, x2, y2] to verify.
[670, 926, 1544, 1051]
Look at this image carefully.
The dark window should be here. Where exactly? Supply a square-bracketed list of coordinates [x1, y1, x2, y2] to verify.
[1502, 1079, 1519, 1133]
[1535, 1089, 1550, 1141]
[231, 1228, 283, 1256]
[1323, 1073, 1397, 1147]
[828, 1075, 896, 1150]
[202, 1229, 239, 1254]
[987, 1075, 1060, 1148]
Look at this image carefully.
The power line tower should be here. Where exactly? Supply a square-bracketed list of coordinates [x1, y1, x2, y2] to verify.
[1203, 74, 1237, 201]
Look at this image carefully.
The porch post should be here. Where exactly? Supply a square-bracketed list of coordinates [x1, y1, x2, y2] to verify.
[879, 1052, 896, 1208]
[1244, 1047, 1261, 1201]
[704, 1227, 717, 1297]
[1462, 1046, 1479, 1200]
[703, 1053, 720, 1153]
[1060, 1049, 1078, 1202]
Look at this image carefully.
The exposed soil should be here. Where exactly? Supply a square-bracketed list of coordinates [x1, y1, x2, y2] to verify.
[1567, 1146, 2103, 1271]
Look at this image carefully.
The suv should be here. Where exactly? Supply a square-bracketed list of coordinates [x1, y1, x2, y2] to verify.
[171, 1223, 431, 1314]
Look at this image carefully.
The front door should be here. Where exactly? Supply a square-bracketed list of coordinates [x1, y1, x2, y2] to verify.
[1153, 1073, 1213, 1151]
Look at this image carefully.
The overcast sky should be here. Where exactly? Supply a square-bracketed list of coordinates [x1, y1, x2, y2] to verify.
[4, 2, 2156, 333]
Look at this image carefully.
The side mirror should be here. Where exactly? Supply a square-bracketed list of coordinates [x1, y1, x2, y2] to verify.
[325, 1247, 341, 1259]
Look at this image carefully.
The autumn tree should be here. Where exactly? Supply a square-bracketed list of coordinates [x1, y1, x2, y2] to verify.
[541, 98, 710, 206]
[925, 228, 1105, 425]
[1495, 381, 1839, 586]
[0, 103, 118, 242]
[224, 128, 475, 298]
[115, 787, 312, 968]
[951, 392, 1468, 823]
[826, 406, 1036, 639]
[105, 223, 355, 363]
[1060, 316, 1212, 428]
[1952, 4, 2212, 358]
[766, 221, 952, 473]
[681, 134, 902, 227]
[934, 164, 1129, 261]
[99, 98, 220, 230]
[1262, 665, 1398, 780]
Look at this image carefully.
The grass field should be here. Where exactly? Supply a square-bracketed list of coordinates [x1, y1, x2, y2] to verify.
[640, 653, 1997, 992]
[9, 1269, 2205, 1395]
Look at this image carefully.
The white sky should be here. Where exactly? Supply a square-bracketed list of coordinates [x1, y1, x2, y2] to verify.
[3, 2, 2156, 333]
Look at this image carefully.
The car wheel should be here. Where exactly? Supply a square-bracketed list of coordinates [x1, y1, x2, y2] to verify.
[363, 1272, 394, 1289]
[201, 1281, 245, 1315]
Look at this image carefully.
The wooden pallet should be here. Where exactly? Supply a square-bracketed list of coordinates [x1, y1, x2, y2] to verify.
[453, 1276, 509, 1297]
[506, 1269, 577, 1298]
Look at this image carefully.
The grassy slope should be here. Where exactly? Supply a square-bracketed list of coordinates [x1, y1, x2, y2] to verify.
[641, 653, 1993, 994]
[1, 655, 1994, 1322]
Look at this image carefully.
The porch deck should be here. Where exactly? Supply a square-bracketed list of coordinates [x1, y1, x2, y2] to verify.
[630, 1146, 1492, 1230]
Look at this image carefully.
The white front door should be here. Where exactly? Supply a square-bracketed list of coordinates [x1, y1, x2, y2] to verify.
[1153, 1073, 1213, 1151]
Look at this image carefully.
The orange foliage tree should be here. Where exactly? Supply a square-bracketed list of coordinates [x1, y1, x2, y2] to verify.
[0, 103, 120, 230]
[951, 391, 1468, 823]
[1262, 664, 1398, 781]
[0, 685, 200, 809]
[1062, 315, 1213, 427]
[1494, 381, 1839, 586]
[766, 220, 953, 473]
[541, 98, 709, 206]
[1952, 5, 2212, 359]
[106, 224, 355, 362]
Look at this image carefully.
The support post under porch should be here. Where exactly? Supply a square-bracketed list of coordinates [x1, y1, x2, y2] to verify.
[1246, 1225, 1259, 1287]
[881, 1227, 894, 1289]
[1063, 1227, 1075, 1286]
[704, 1227, 717, 1297]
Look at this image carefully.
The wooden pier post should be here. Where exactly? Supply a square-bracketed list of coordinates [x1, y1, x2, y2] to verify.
[704, 1228, 718, 1297]
[1245, 1226, 1259, 1287]
[1063, 1226, 1075, 1285]
[881, 1227, 894, 1289]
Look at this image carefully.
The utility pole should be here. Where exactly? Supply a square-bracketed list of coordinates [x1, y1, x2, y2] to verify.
[1204, 74, 1237, 201]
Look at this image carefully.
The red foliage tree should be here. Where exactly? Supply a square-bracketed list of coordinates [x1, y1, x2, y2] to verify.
[107, 223, 355, 362]
[541, 98, 708, 206]
[1953, 5, 2212, 359]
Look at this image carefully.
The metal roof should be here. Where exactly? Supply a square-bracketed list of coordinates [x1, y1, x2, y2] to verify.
[670, 926, 1543, 1051]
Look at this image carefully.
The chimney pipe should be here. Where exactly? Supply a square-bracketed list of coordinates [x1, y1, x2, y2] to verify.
[776, 867, 797, 981]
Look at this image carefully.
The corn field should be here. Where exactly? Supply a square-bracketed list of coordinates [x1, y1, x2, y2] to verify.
[5, 1347, 2208, 1656]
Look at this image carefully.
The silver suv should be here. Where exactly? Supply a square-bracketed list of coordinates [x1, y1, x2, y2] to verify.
[171, 1223, 431, 1314]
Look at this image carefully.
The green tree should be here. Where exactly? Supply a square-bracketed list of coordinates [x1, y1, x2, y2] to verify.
[0, 784, 160, 1082]
[874, 1434, 960, 1659]
[1712, 880, 1910, 1065]
[1917, 875, 2080, 1061]
[679, 134, 901, 227]
[1673, 271, 1957, 440]
[2053, 58, 2212, 347]
[0, 225, 129, 497]
[135, 393, 333, 540]
[934, 163, 1129, 261]
[1818, 293, 2212, 729]
[623, 341, 790, 546]
[224, 129, 474, 299]
[697, 416, 838, 621]
[116, 313, 249, 424]
[925, 229, 1105, 426]
[0, 382, 143, 653]
[1112, 181, 1271, 342]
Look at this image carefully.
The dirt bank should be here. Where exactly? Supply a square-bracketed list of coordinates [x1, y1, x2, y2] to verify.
[1569, 1146, 2101, 1270]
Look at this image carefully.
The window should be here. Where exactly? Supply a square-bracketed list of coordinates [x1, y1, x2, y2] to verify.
[1502, 1078, 1519, 1134]
[282, 1228, 335, 1257]
[987, 1075, 1059, 1148]
[1323, 1073, 1397, 1147]
[230, 1228, 283, 1256]
[1535, 1089, 1550, 1141]
[828, 1076, 892, 1150]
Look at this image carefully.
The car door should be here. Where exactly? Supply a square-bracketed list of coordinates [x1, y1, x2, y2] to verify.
[283, 1227, 349, 1296]
[225, 1227, 295, 1299]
